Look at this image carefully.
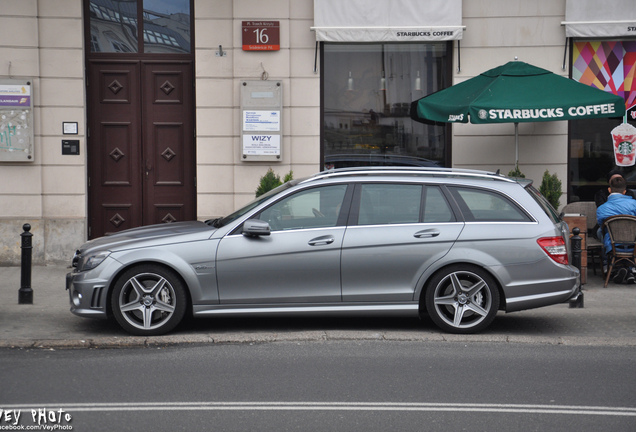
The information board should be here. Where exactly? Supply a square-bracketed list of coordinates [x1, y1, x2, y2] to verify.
[240, 81, 283, 161]
[0, 79, 34, 162]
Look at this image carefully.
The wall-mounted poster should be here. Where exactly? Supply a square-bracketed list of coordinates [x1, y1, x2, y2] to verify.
[573, 41, 636, 112]
[0, 79, 34, 162]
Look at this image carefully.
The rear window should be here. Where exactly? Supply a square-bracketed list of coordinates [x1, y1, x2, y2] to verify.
[448, 186, 532, 222]
[525, 184, 561, 223]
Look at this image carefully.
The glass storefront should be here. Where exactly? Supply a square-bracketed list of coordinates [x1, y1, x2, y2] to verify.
[321, 43, 451, 169]
[568, 40, 636, 202]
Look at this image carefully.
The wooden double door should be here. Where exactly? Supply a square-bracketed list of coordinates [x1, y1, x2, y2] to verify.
[87, 60, 195, 238]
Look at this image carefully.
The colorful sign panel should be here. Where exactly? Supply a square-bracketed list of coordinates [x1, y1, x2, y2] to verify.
[573, 41, 636, 111]
[0, 80, 33, 162]
[0, 84, 31, 107]
[242, 21, 280, 51]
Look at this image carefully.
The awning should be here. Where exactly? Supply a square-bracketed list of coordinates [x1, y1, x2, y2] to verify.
[562, 0, 636, 38]
[311, 0, 464, 42]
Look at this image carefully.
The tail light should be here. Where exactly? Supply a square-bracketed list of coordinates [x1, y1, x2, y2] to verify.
[537, 237, 568, 265]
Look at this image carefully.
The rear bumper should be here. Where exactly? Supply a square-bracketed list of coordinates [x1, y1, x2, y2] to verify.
[566, 285, 584, 302]
[503, 268, 580, 312]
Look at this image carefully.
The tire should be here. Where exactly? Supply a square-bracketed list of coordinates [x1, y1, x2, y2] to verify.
[425, 265, 500, 334]
[111, 264, 187, 336]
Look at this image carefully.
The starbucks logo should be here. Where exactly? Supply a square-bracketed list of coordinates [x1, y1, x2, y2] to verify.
[478, 109, 487, 119]
[618, 141, 633, 155]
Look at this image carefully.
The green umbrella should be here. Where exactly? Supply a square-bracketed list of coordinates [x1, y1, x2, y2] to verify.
[410, 61, 626, 166]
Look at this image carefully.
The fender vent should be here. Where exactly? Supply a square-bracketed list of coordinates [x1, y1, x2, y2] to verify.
[91, 286, 105, 308]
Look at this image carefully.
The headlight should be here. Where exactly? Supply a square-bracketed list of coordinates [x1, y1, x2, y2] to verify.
[78, 251, 111, 272]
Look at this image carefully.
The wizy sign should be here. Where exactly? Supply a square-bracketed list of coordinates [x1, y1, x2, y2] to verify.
[243, 134, 281, 156]
[242, 21, 280, 51]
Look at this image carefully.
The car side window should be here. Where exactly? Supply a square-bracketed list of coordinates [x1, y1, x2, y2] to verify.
[258, 185, 348, 231]
[448, 186, 531, 222]
[358, 184, 422, 225]
[423, 186, 455, 222]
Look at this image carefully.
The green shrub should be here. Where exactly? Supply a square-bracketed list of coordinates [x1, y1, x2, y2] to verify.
[539, 170, 562, 210]
[283, 170, 294, 183]
[255, 168, 293, 197]
[507, 164, 525, 178]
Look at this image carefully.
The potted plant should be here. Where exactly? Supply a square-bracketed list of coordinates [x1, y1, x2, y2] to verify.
[539, 169, 562, 210]
[508, 164, 525, 178]
[255, 168, 293, 197]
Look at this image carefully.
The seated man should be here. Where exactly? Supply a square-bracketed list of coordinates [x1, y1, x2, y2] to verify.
[594, 169, 636, 208]
[597, 176, 636, 283]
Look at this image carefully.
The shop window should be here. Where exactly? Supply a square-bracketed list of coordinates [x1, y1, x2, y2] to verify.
[322, 43, 451, 170]
[568, 40, 636, 202]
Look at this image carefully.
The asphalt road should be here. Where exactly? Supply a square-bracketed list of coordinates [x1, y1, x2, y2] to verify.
[2, 340, 635, 431]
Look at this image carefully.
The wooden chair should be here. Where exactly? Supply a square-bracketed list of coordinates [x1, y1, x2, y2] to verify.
[561, 201, 603, 275]
[602, 215, 636, 287]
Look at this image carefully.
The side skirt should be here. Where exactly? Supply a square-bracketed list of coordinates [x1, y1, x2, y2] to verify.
[193, 303, 420, 318]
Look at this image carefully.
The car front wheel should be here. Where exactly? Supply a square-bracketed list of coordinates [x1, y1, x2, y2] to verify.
[425, 265, 499, 334]
[111, 265, 187, 336]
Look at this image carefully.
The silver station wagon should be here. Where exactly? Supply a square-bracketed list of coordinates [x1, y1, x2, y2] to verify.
[67, 167, 580, 336]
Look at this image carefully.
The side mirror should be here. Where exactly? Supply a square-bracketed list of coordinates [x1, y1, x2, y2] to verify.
[243, 219, 271, 237]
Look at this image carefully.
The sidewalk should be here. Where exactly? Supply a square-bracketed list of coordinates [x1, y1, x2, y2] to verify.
[0, 265, 634, 349]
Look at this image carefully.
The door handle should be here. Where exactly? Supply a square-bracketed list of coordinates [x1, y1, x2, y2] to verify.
[308, 235, 335, 246]
[145, 159, 152, 179]
[414, 229, 440, 238]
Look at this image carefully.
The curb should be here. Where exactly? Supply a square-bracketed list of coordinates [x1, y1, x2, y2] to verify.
[2, 332, 635, 350]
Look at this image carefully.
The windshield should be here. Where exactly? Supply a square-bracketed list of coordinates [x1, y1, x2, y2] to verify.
[207, 181, 297, 228]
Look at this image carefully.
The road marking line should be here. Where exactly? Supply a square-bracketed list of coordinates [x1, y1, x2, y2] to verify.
[2, 402, 635, 417]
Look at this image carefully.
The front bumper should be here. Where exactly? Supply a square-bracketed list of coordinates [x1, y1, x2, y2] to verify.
[66, 257, 122, 319]
[67, 271, 109, 319]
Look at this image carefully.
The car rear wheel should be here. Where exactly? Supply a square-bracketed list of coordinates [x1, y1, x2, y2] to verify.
[425, 265, 499, 334]
[111, 264, 187, 336]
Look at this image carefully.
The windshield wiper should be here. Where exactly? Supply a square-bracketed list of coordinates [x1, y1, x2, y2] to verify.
[205, 217, 223, 228]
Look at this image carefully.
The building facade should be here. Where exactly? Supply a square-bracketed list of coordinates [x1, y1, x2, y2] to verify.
[0, 0, 634, 264]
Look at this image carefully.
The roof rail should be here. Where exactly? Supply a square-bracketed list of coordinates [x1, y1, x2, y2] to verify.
[301, 166, 514, 184]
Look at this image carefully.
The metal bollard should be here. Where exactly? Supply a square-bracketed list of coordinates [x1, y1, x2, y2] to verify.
[18, 223, 33, 304]
[571, 227, 581, 272]
[569, 227, 584, 308]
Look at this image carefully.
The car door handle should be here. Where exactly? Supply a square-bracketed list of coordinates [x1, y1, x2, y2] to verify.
[414, 229, 440, 238]
[308, 235, 335, 246]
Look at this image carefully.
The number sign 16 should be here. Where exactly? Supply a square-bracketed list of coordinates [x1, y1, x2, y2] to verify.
[242, 21, 280, 51]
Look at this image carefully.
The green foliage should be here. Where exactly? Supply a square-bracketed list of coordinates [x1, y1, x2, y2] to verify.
[507, 164, 525, 178]
[255, 168, 294, 197]
[539, 170, 563, 210]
